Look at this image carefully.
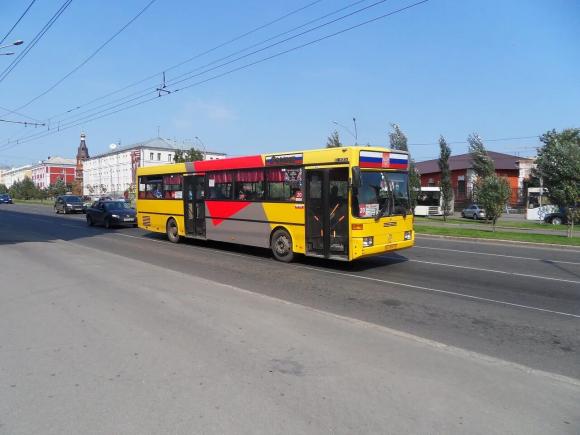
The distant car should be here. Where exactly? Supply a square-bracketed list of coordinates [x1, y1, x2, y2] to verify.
[85, 200, 136, 229]
[54, 195, 85, 214]
[0, 194, 13, 204]
[461, 204, 486, 220]
[543, 206, 580, 225]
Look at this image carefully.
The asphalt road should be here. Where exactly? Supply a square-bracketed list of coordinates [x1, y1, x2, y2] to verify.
[1, 204, 579, 433]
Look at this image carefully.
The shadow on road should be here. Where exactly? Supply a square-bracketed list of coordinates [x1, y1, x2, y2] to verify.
[0, 208, 128, 246]
[141, 231, 409, 272]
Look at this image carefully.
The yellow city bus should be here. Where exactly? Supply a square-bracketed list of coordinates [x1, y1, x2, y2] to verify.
[136, 146, 414, 261]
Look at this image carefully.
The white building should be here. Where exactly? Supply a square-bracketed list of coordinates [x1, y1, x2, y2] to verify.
[1, 165, 33, 188]
[83, 137, 226, 197]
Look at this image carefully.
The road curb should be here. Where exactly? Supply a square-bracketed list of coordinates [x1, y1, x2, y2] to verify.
[416, 233, 580, 251]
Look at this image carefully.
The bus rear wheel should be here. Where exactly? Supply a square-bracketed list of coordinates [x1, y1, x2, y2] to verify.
[271, 229, 294, 262]
[166, 218, 180, 243]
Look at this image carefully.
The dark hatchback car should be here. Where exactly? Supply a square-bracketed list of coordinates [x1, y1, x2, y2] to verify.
[86, 200, 136, 228]
[54, 195, 85, 214]
[0, 194, 13, 204]
[544, 205, 580, 225]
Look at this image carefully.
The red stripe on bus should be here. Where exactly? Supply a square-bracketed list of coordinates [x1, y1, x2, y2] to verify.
[193, 155, 263, 171]
[206, 201, 252, 226]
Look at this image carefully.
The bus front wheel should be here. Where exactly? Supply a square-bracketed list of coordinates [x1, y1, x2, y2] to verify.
[166, 218, 180, 243]
[271, 229, 294, 262]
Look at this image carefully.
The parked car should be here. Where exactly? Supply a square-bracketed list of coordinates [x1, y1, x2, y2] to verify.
[461, 204, 486, 220]
[0, 194, 13, 204]
[543, 206, 580, 225]
[86, 200, 136, 228]
[54, 195, 85, 214]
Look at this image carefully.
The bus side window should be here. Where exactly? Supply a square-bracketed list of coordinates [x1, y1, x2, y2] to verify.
[208, 172, 233, 199]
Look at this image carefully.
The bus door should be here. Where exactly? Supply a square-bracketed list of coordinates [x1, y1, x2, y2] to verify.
[305, 168, 349, 259]
[183, 175, 206, 237]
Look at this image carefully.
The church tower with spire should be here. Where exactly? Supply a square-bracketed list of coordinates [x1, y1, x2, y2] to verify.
[75, 132, 90, 191]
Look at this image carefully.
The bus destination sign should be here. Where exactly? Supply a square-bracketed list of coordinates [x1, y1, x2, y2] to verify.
[265, 153, 303, 166]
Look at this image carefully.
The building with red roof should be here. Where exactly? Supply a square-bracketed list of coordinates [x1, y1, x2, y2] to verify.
[415, 151, 535, 206]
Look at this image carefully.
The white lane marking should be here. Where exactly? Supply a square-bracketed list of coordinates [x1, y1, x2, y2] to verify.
[298, 266, 580, 319]
[414, 245, 580, 266]
[416, 234, 580, 253]
[115, 233, 580, 319]
[381, 256, 580, 285]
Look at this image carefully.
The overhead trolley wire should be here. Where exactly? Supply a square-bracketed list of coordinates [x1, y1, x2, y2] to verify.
[0, 0, 159, 120]
[0, 0, 38, 45]
[25, 0, 329, 125]
[48, 0, 374, 128]
[0, 0, 430, 151]
[0, 0, 73, 84]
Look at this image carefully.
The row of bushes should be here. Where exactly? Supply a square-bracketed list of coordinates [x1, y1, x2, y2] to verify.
[0, 177, 73, 200]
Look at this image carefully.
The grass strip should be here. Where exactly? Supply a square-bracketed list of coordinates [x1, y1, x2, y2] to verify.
[416, 225, 580, 246]
[12, 199, 53, 207]
[414, 216, 561, 231]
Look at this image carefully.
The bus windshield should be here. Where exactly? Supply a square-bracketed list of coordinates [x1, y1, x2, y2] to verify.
[354, 171, 409, 218]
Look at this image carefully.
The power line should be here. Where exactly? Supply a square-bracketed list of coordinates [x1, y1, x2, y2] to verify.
[0, 0, 73, 84]
[0, 104, 41, 122]
[48, 0, 381, 128]
[409, 135, 541, 146]
[0, 0, 158, 120]
[0, 0, 430, 151]
[1, 0, 384, 141]
[0, 118, 45, 127]
[11, 0, 329, 126]
[0, 0, 37, 45]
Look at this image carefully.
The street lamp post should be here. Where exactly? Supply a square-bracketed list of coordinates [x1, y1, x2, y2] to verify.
[332, 118, 358, 145]
[195, 136, 206, 159]
[0, 40, 24, 56]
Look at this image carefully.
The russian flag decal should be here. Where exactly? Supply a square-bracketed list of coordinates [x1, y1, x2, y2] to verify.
[360, 151, 408, 169]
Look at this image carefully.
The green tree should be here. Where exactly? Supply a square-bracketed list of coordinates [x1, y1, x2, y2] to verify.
[468, 133, 495, 179]
[173, 147, 204, 163]
[438, 136, 453, 221]
[475, 175, 511, 231]
[9, 177, 38, 200]
[0, 183, 7, 194]
[388, 123, 419, 209]
[326, 130, 342, 148]
[534, 128, 580, 237]
[388, 123, 408, 151]
[52, 178, 67, 197]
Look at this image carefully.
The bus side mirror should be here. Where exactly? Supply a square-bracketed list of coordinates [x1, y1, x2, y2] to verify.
[352, 166, 361, 189]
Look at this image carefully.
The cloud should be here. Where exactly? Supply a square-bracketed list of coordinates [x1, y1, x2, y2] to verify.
[173, 99, 237, 129]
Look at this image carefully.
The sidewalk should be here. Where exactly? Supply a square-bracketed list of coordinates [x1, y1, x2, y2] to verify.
[1, 237, 579, 434]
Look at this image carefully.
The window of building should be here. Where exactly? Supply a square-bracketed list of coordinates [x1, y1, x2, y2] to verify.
[168, 154, 172, 162]
[235, 169, 264, 200]
[157, 153, 161, 161]
[266, 167, 303, 201]
[149, 152, 154, 160]
[207, 172, 233, 199]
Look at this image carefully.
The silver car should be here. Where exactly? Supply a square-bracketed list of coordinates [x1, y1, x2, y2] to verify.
[461, 204, 486, 220]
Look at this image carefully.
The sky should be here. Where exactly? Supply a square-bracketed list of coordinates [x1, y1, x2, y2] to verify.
[0, 0, 578, 167]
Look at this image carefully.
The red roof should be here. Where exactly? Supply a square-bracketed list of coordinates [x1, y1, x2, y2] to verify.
[416, 151, 523, 175]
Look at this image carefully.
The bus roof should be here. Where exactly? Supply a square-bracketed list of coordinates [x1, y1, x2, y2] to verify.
[137, 146, 408, 175]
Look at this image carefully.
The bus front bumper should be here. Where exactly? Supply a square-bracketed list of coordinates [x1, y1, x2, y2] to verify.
[351, 237, 414, 260]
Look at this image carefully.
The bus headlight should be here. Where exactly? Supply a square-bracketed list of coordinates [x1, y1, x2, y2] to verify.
[363, 236, 374, 247]
[404, 231, 412, 240]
